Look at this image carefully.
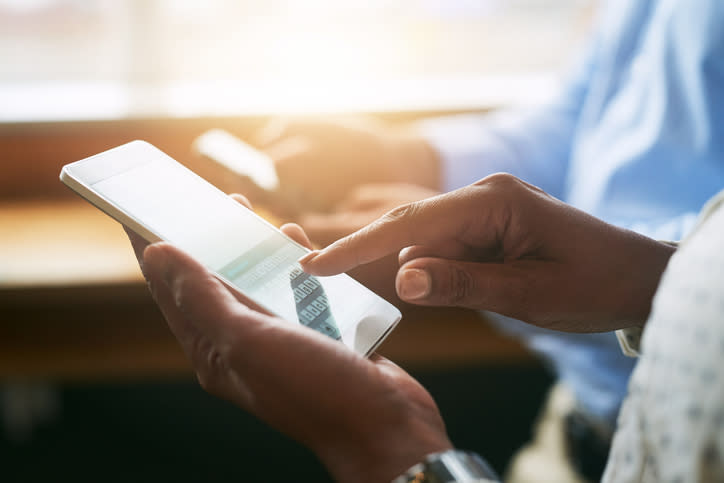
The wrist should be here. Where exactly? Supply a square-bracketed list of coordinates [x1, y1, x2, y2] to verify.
[312, 409, 452, 483]
[615, 234, 676, 329]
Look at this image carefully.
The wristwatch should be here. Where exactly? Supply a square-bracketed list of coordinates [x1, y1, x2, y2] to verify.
[391, 449, 500, 483]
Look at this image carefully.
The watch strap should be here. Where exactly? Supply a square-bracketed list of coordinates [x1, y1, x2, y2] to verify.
[392, 449, 500, 483]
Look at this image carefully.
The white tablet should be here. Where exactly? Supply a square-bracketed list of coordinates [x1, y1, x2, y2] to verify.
[60, 140, 401, 356]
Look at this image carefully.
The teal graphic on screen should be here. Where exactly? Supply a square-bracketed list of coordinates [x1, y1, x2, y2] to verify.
[289, 266, 341, 339]
[219, 234, 341, 339]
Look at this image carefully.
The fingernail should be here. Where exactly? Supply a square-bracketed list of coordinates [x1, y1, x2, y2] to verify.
[298, 250, 320, 265]
[397, 268, 430, 300]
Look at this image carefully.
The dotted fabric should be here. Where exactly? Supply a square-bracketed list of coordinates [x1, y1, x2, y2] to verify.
[604, 191, 724, 482]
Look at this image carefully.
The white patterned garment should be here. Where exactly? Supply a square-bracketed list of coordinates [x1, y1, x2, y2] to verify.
[604, 190, 724, 483]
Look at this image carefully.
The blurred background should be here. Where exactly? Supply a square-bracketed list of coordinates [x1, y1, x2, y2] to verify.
[1, 0, 593, 119]
[1, 0, 592, 480]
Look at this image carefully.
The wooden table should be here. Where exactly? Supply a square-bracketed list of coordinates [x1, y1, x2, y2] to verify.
[0, 198, 532, 381]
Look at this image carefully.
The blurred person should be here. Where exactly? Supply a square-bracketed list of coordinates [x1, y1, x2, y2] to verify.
[126, 176, 724, 482]
[224, 1, 724, 480]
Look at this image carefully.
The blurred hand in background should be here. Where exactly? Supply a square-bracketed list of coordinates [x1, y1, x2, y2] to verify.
[254, 116, 442, 214]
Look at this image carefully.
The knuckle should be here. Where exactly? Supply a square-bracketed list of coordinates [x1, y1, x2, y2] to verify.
[379, 202, 421, 239]
[474, 172, 521, 193]
[340, 202, 422, 266]
[172, 276, 193, 313]
[189, 336, 229, 395]
[206, 345, 229, 375]
[446, 265, 475, 305]
[383, 202, 419, 224]
[483, 172, 518, 186]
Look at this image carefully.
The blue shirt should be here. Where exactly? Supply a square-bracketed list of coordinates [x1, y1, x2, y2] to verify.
[418, 0, 724, 425]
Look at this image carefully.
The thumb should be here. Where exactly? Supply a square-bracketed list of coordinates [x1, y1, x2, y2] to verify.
[395, 258, 532, 316]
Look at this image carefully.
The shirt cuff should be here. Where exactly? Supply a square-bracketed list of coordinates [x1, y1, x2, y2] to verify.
[616, 328, 643, 357]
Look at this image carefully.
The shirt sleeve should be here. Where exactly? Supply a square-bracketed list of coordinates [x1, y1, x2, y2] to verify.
[622, 212, 700, 243]
[415, 26, 601, 200]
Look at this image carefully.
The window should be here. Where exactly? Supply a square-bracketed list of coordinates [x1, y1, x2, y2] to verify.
[0, 0, 595, 121]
